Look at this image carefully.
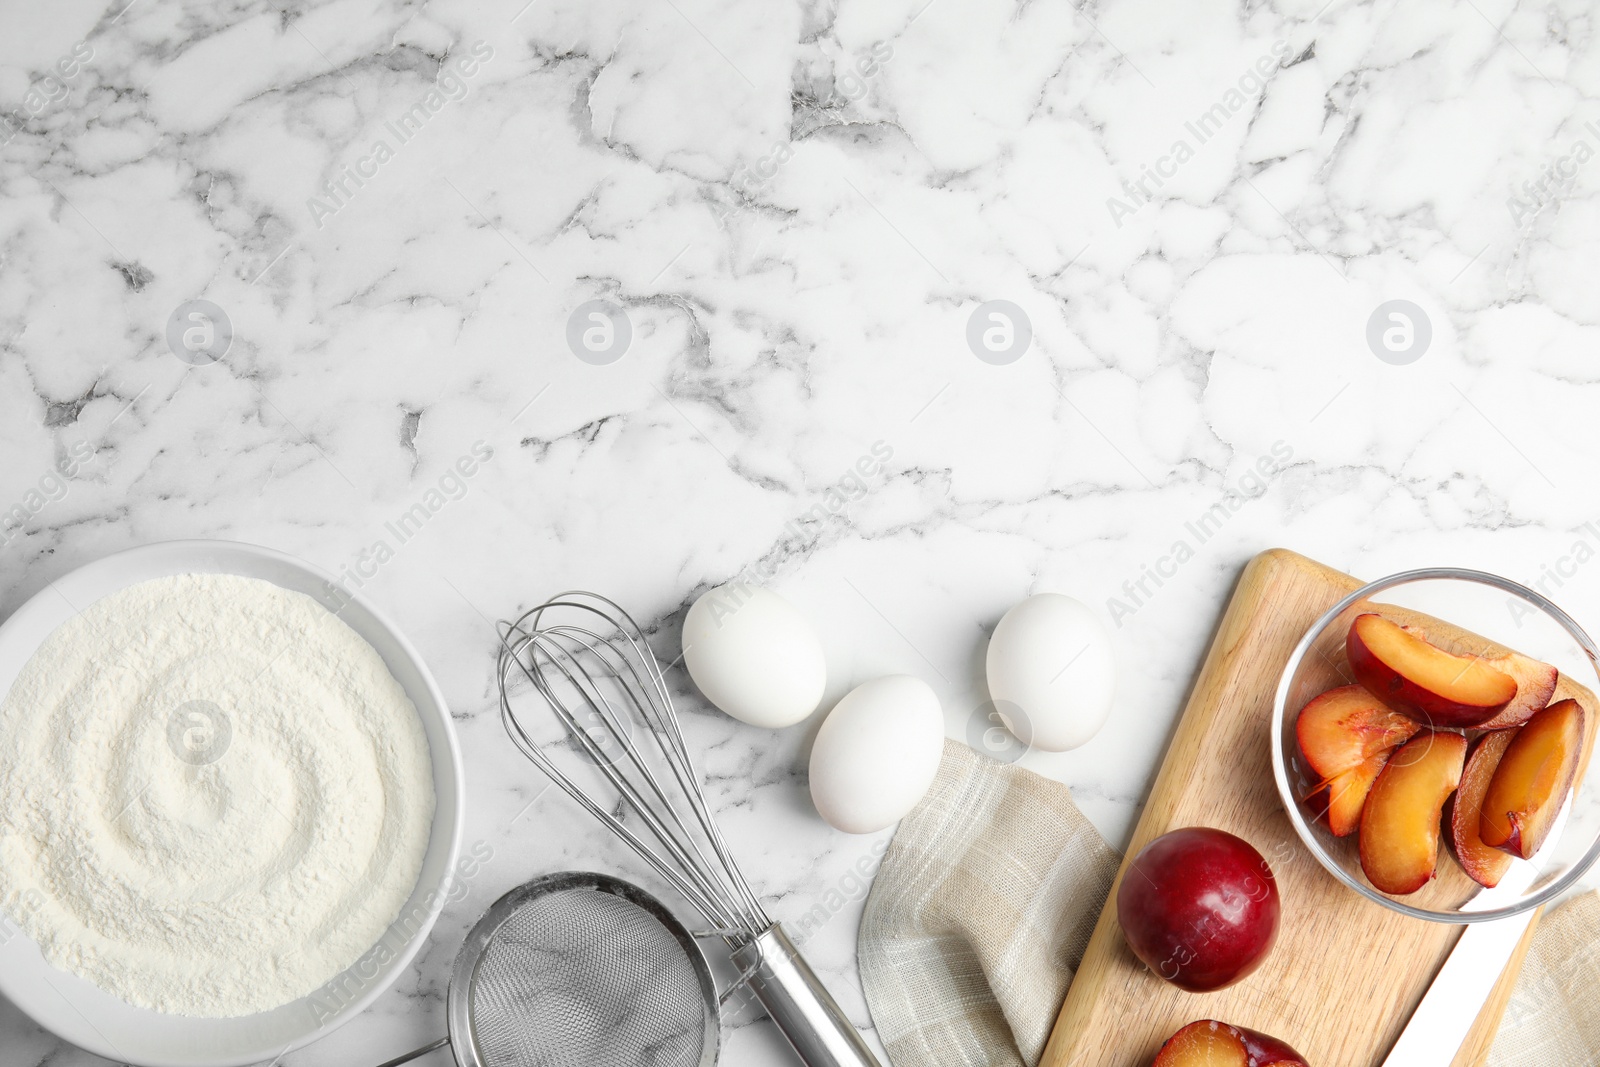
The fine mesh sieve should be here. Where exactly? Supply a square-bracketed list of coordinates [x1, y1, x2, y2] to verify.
[372, 871, 718, 1067]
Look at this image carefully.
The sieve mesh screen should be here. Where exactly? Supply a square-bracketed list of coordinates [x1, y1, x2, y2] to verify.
[468, 886, 709, 1067]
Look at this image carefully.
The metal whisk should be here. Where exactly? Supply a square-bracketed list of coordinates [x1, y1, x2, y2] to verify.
[497, 591, 882, 1067]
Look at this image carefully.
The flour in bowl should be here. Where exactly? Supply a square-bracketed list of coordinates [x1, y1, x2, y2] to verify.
[0, 573, 436, 1017]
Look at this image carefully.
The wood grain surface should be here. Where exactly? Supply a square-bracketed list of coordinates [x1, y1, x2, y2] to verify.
[1040, 548, 1595, 1067]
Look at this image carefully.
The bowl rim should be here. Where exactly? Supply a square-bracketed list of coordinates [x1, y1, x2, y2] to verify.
[1270, 565, 1600, 923]
[0, 539, 464, 1064]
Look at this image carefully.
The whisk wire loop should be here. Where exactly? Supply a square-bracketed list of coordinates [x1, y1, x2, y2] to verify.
[498, 627, 741, 932]
[497, 593, 769, 939]
[537, 595, 772, 929]
[511, 626, 748, 930]
[497, 590, 884, 1067]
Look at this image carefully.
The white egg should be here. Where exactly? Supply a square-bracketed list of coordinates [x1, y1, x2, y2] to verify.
[985, 593, 1114, 752]
[681, 584, 826, 728]
[809, 675, 944, 834]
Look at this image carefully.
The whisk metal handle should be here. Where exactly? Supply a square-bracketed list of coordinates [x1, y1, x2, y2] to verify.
[731, 924, 884, 1067]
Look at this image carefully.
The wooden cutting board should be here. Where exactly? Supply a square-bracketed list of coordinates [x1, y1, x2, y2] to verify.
[1041, 548, 1597, 1067]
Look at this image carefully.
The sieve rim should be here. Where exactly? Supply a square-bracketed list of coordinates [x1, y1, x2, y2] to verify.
[445, 869, 720, 1067]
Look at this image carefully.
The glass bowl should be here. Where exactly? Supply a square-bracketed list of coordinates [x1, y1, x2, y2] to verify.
[1271, 567, 1600, 922]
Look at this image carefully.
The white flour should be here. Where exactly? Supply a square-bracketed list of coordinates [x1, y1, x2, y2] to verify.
[0, 573, 435, 1017]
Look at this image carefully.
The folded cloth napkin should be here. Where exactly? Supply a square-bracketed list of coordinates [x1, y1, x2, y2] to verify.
[1488, 893, 1600, 1066]
[858, 740, 1119, 1066]
[859, 740, 1600, 1067]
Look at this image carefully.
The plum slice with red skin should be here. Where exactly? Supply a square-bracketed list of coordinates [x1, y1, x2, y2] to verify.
[1296, 684, 1419, 836]
[1347, 614, 1516, 728]
[1151, 1019, 1310, 1066]
[1480, 698, 1584, 860]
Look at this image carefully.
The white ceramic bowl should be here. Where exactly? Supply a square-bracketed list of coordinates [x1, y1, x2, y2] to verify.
[0, 540, 464, 1066]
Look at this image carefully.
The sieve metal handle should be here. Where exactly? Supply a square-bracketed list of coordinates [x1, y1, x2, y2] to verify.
[369, 1036, 450, 1067]
[729, 924, 884, 1067]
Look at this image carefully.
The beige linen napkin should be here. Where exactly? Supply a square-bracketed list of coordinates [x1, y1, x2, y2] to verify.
[859, 740, 1600, 1067]
[1488, 896, 1600, 1065]
[858, 740, 1119, 1066]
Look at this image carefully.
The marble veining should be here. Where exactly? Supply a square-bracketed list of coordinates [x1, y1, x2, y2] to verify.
[3, 0, 1600, 1062]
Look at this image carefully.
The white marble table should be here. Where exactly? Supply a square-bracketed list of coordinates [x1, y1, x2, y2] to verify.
[3, 0, 1598, 1062]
